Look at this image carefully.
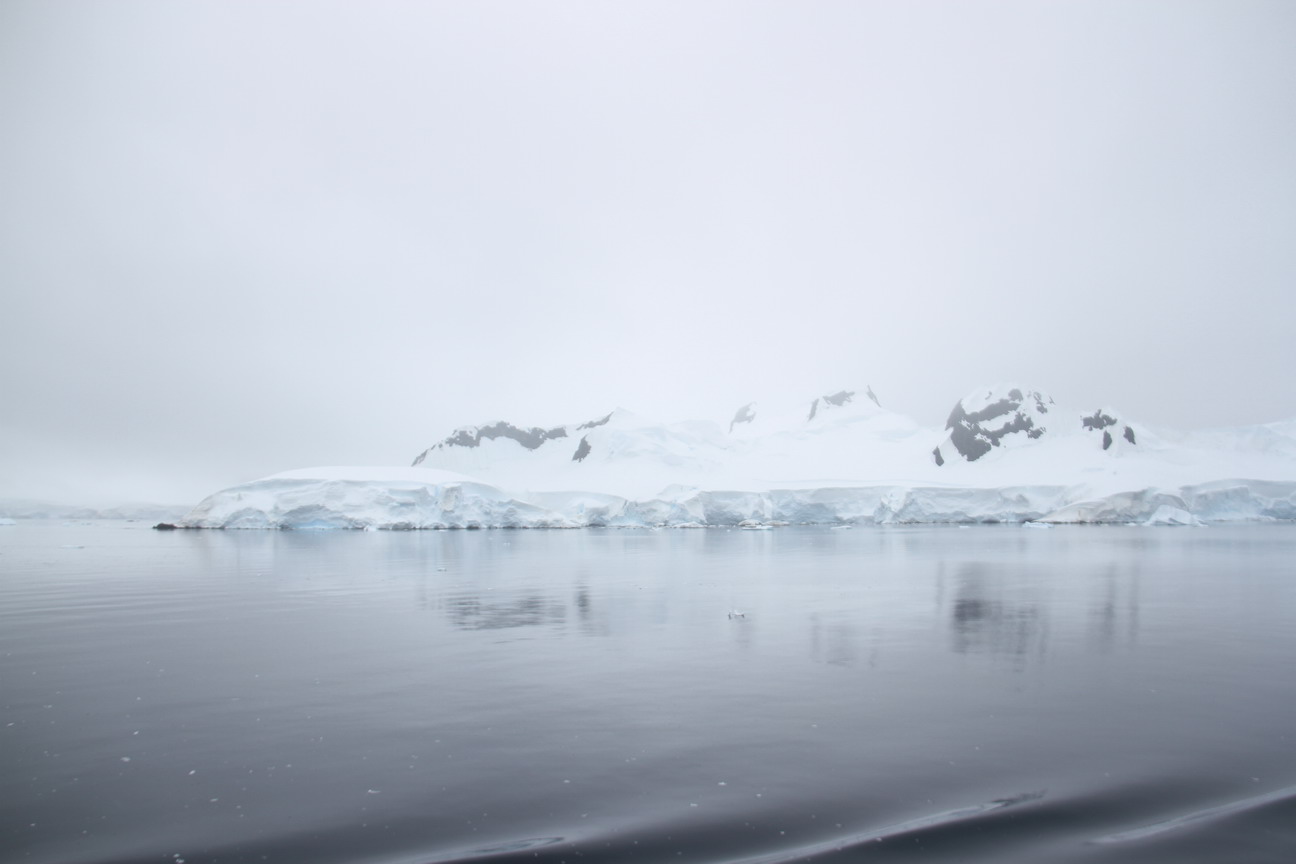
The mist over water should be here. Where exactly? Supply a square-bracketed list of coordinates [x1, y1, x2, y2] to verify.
[3, 522, 1294, 863]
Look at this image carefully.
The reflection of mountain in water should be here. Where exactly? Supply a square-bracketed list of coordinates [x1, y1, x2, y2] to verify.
[809, 613, 862, 667]
[573, 580, 612, 637]
[945, 557, 1142, 661]
[951, 596, 1044, 657]
[948, 563, 1047, 661]
[444, 592, 567, 631]
[1087, 563, 1140, 653]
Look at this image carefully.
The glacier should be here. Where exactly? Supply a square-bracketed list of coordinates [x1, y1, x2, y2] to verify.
[174, 385, 1296, 530]
[176, 472, 1296, 530]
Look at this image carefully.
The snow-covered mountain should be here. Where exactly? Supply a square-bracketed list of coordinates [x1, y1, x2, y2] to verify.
[0, 498, 189, 521]
[412, 387, 891, 474]
[412, 408, 732, 498]
[932, 386, 1053, 465]
[174, 384, 1296, 529]
[409, 387, 927, 497]
[931, 384, 1142, 466]
[727, 386, 882, 435]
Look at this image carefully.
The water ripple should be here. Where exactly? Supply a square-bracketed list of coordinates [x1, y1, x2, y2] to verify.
[1092, 782, 1296, 844]
[723, 790, 1047, 864]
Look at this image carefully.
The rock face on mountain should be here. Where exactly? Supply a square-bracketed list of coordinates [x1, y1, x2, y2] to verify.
[1081, 408, 1138, 451]
[806, 387, 879, 421]
[729, 402, 757, 433]
[931, 387, 1144, 466]
[413, 417, 602, 466]
[933, 387, 1053, 465]
[437, 422, 568, 451]
[727, 387, 887, 438]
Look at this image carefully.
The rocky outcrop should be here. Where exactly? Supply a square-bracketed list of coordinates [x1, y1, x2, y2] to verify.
[1081, 408, 1137, 450]
[934, 387, 1052, 464]
[729, 402, 757, 432]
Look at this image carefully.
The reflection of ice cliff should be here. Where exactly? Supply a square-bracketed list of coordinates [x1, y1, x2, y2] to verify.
[177, 385, 1296, 529]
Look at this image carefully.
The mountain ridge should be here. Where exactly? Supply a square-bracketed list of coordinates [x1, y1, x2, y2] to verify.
[170, 383, 1296, 529]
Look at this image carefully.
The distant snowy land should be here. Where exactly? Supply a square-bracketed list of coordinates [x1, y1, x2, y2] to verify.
[176, 385, 1296, 529]
[0, 499, 189, 522]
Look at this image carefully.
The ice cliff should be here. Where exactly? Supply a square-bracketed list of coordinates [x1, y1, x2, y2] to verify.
[177, 472, 1296, 530]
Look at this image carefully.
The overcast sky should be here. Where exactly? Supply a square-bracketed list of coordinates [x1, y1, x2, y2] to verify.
[2, 1, 1294, 505]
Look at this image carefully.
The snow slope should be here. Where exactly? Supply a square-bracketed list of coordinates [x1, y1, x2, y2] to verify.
[177, 385, 1296, 529]
[410, 388, 930, 498]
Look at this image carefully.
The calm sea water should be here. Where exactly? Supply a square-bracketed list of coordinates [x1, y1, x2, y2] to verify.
[2, 521, 1294, 864]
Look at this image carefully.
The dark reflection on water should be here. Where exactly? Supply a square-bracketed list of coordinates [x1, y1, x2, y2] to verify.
[1, 522, 1295, 864]
[948, 563, 1046, 660]
[443, 591, 567, 631]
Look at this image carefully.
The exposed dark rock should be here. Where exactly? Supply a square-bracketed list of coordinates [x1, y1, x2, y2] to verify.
[866, 386, 880, 407]
[1082, 410, 1117, 431]
[933, 447, 945, 467]
[948, 421, 993, 461]
[441, 422, 568, 451]
[1081, 409, 1137, 449]
[730, 402, 756, 432]
[572, 436, 592, 462]
[153, 522, 180, 530]
[943, 388, 1052, 462]
[809, 390, 856, 421]
[948, 397, 1012, 429]
[577, 413, 612, 431]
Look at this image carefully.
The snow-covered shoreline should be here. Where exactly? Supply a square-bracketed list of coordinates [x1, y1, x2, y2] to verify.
[172, 471, 1296, 530]
[170, 386, 1296, 530]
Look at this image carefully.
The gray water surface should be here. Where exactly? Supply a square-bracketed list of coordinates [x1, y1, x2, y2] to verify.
[2, 522, 1294, 863]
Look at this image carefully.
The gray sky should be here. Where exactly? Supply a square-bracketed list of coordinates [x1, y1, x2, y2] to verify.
[2, 1, 1295, 505]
